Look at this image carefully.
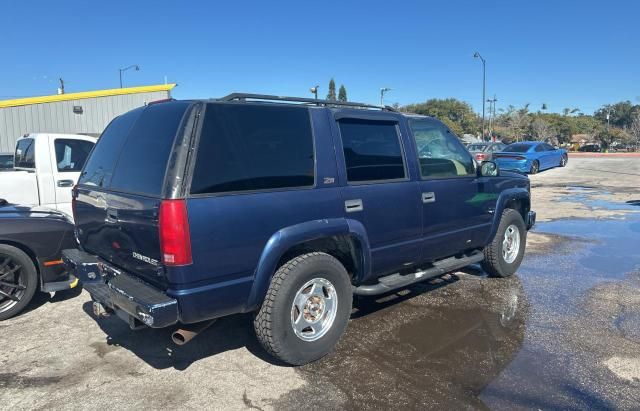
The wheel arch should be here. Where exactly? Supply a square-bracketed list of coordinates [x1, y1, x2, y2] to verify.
[245, 218, 371, 311]
[0, 240, 41, 286]
[486, 188, 530, 243]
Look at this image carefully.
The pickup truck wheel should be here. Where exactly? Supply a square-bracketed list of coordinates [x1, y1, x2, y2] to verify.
[482, 209, 527, 278]
[0, 245, 38, 321]
[254, 252, 352, 365]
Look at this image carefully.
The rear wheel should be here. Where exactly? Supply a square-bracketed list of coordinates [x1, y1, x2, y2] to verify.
[254, 252, 352, 365]
[529, 160, 539, 174]
[482, 209, 527, 278]
[0, 245, 38, 321]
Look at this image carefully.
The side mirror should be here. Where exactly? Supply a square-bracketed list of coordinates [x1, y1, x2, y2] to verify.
[480, 161, 499, 177]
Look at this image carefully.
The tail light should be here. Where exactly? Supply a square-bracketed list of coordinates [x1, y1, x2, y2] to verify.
[159, 199, 192, 266]
[495, 155, 526, 161]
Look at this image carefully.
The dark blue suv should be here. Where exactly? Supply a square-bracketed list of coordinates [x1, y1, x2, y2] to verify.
[63, 94, 535, 365]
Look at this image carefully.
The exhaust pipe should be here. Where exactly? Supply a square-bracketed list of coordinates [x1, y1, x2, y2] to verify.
[171, 319, 216, 346]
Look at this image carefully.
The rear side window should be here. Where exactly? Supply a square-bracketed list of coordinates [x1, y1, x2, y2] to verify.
[80, 108, 142, 188]
[54, 139, 94, 172]
[108, 102, 191, 196]
[338, 120, 406, 182]
[189, 104, 315, 194]
[14, 138, 35, 168]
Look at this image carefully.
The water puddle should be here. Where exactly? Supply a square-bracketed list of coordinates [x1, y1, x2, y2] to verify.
[558, 186, 640, 212]
[279, 215, 640, 409]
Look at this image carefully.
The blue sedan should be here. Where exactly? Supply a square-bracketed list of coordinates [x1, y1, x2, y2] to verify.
[493, 141, 568, 174]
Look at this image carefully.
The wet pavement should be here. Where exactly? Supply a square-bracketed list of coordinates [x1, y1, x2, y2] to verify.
[278, 214, 640, 409]
[1, 158, 639, 410]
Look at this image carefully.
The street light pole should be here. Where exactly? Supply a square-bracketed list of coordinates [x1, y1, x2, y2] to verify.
[473, 52, 486, 140]
[309, 85, 319, 100]
[380, 87, 392, 106]
[119, 64, 140, 88]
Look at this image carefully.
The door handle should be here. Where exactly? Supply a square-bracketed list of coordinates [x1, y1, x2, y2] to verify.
[422, 192, 436, 204]
[57, 179, 74, 188]
[345, 199, 363, 213]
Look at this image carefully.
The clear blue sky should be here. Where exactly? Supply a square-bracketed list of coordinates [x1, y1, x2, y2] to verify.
[2, 0, 639, 114]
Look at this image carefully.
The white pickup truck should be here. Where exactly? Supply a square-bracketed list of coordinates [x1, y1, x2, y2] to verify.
[0, 133, 96, 217]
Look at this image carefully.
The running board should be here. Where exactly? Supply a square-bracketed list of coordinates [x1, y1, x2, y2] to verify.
[352, 251, 484, 296]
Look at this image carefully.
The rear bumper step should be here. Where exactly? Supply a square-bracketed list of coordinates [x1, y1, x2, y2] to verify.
[62, 249, 178, 328]
[353, 251, 484, 296]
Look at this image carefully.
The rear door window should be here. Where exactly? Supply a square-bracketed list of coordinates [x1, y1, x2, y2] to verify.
[338, 120, 406, 183]
[54, 139, 94, 172]
[108, 102, 191, 196]
[189, 104, 315, 195]
[14, 138, 35, 168]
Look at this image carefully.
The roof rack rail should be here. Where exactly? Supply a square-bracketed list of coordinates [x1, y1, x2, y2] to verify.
[219, 93, 397, 112]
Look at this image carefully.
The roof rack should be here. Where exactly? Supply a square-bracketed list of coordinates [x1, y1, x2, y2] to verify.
[219, 93, 397, 112]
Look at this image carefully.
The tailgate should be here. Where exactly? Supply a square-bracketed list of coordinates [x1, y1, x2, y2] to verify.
[75, 188, 166, 288]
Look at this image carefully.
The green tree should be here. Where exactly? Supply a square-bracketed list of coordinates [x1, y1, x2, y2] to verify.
[594, 101, 638, 128]
[401, 98, 479, 136]
[338, 85, 347, 102]
[326, 78, 336, 101]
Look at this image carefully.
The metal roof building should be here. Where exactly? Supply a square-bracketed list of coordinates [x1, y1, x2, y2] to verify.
[0, 83, 176, 152]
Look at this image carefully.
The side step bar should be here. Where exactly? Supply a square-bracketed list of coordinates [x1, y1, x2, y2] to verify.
[353, 251, 484, 296]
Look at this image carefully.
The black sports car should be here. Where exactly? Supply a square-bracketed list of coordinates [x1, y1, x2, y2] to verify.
[0, 199, 78, 320]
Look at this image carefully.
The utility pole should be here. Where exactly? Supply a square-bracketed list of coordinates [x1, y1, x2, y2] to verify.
[473, 52, 486, 140]
[57, 78, 65, 95]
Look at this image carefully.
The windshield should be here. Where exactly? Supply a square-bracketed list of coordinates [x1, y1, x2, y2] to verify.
[467, 144, 488, 152]
[503, 143, 532, 153]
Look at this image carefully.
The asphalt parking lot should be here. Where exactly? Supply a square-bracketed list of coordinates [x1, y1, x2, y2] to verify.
[1, 156, 639, 410]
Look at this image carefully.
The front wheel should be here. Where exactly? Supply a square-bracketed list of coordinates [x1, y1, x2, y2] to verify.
[482, 209, 527, 278]
[254, 252, 352, 365]
[0, 244, 38, 321]
[559, 154, 568, 167]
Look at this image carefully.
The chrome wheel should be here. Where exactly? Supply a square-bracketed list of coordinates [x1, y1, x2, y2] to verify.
[291, 277, 338, 342]
[502, 224, 521, 264]
[0, 255, 26, 314]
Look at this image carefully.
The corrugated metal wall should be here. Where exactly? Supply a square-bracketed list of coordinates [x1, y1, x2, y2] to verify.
[0, 90, 169, 152]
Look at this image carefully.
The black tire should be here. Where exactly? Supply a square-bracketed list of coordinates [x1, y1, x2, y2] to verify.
[560, 154, 568, 167]
[254, 252, 352, 365]
[482, 209, 527, 278]
[0, 244, 38, 321]
[529, 160, 539, 174]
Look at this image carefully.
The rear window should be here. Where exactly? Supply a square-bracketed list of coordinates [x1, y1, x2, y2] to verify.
[54, 139, 94, 172]
[80, 102, 190, 196]
[109, 102, 190, 196]
[189, 104, 315, 195]
[468, 144, 488, 151]
[14, 138, 35, 168]
[504, 143, 533, 153]
[80, 108, 142, 188]
[0, 154, 13, 169]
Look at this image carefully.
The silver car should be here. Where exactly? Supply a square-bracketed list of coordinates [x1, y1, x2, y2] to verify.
[467, 142, 506, 164]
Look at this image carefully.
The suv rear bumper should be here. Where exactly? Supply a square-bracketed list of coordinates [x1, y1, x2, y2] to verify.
[61, 249, 178, 328]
